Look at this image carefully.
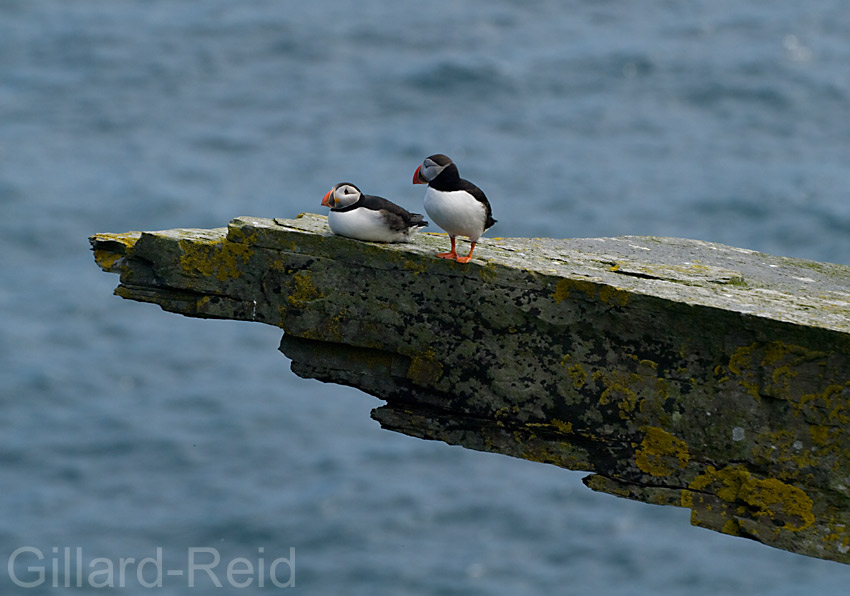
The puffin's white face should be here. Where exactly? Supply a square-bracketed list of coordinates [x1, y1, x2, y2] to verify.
[322, 183, 361, 209]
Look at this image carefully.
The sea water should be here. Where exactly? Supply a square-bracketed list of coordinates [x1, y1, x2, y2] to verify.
[2, 1, 850, 593]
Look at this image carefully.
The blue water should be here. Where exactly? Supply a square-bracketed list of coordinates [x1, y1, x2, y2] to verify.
[2, 1, 850, 593]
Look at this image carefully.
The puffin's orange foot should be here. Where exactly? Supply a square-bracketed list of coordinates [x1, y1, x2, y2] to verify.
[454, 241, 477, 264]
[437, 237, 458, 260]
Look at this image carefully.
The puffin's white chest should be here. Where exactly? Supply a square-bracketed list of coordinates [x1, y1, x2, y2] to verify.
[328, 208, 410, 243]
[423, 187, 486, 241]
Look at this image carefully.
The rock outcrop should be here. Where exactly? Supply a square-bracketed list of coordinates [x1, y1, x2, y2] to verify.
[91, 213, 850, 564]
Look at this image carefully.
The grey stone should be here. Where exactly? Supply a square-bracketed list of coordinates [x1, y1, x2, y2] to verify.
[91, 213, 850, 564]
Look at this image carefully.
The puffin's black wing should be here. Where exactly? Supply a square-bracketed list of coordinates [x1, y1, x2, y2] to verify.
[359, 194, 429, 232]
[458, 179, 497, 231]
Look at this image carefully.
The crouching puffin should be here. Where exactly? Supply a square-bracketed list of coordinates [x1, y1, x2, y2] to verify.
[413, 154, 496, 263]
[321, 182, 428, 243]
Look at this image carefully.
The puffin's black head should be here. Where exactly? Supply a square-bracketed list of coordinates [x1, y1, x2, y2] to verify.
[413, 154, 454, 185]
[321, 182, 362, 209]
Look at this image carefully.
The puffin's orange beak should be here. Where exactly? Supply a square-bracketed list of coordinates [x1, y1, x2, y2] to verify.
[413, 165, 426, 184]
[321, 190, 333, 207]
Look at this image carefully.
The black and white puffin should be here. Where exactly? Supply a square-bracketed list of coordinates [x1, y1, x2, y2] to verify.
[413, 154, 496, 263]
[321, 182, 428, 243]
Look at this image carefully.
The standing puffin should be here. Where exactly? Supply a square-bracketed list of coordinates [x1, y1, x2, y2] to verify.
[413, 154, 496, 263]
[321, 182, 428, 243]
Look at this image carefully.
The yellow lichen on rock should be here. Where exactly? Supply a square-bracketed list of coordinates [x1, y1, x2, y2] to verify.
[403, 259, 428, 275]
[286, 270, 324, 308]
[550, 278, 629, 307]
[550, 279, 572, 303]
[751, 429, 819, 481]
[635, 426, 691, 477]
[407, 347, 443, 385]
[721, 518, 742, 536]
[598, 283, 630, 307]
[567, 363, 588, 389]
[595, 369, 642, 419]
[90, 232, 141, 271]
[688, 465, 815, 532]
[179, 234, 255, 282]
[823, 524, 850, 555]
[809, 424, 836, 447]
[551, 419, 573, 434]
[727, 343, 761, 400]
[93, 250, 124, 271]
[727, 340, 833, 403]
[799, 382, 850, 425]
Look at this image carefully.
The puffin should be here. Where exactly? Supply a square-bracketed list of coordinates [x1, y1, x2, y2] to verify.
[321, 182, 428, 243]
[413, 154, 496, 263]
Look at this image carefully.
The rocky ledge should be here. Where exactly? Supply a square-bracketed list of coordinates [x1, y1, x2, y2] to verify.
[91, 213, 850, 564]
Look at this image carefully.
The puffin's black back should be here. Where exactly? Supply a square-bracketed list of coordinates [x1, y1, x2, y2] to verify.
[335, 193, 427, 231]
